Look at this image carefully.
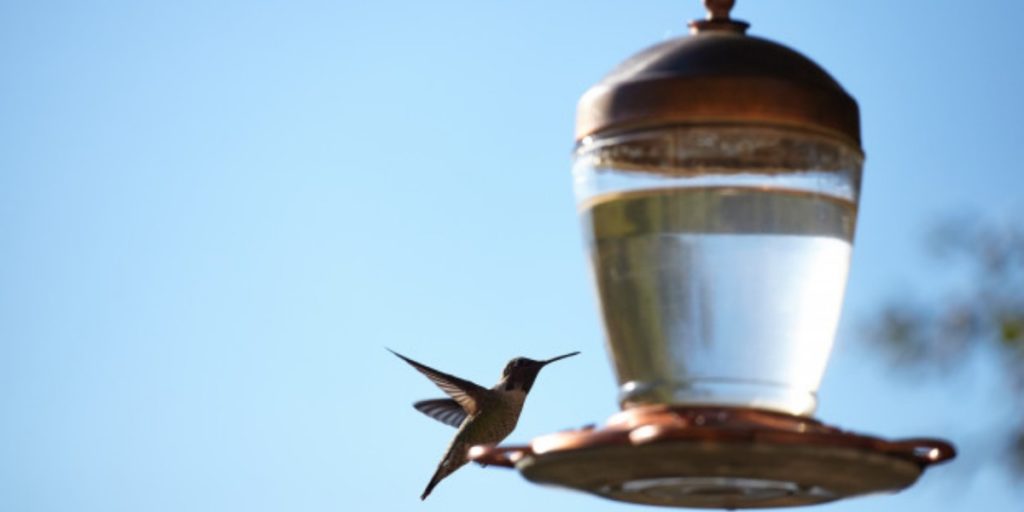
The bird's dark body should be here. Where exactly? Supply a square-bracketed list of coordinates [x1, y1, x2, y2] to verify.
[388, 350, 578, 500]
[421, 386, 525, 499]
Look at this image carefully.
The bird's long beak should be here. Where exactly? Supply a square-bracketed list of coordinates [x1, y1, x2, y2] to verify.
[540, 351, 580, 367]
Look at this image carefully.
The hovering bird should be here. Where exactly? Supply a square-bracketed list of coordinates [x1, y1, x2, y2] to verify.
[388, 348, 580, 500]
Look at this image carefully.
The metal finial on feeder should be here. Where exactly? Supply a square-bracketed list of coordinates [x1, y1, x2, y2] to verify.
[690, 0, 749, 33]
[705, 0, 735, 19]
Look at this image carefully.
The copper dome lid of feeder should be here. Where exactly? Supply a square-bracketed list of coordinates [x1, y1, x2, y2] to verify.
[575, 0, 860, 148]
[467, 0, 955, 508]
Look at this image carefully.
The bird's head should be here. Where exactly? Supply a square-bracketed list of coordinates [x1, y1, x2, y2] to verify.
[501, 351, 579, 393]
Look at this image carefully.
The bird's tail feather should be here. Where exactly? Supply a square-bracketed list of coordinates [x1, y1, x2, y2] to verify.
[421, 464, 449, 500]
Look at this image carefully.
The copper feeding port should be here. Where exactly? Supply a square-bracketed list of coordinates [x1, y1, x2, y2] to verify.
[469, 406, 954, 509]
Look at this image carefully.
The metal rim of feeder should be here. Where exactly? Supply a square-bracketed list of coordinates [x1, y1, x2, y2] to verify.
[470, 406, 956, 509]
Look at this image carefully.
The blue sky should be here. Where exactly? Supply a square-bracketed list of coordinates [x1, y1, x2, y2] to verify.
[1, 1, 1021, 510]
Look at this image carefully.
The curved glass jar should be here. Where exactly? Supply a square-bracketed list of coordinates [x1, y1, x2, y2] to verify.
[574, 125, 863, 416]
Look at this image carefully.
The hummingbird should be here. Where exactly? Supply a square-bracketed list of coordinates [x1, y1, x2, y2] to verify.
[388, 348, 580, 500]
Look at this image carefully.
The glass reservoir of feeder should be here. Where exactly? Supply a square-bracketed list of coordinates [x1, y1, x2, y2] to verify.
[464, 6, 955, 509]
[463, 5, 955, 509]
[574, 126, 863, 416]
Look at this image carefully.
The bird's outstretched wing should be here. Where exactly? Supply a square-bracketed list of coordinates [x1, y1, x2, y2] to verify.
[413, 398, 468, 428]
[388, 349, 487, 416]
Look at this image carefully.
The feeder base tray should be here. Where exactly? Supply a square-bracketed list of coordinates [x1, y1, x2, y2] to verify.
[470, 406, 954, 509]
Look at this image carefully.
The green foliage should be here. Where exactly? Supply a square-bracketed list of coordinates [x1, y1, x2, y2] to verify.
[866, 217, 1024, 474]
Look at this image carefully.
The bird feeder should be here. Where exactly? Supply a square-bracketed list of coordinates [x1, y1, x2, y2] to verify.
[470, 0, 955, 508]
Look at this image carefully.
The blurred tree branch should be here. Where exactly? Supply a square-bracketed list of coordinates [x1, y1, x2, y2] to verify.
[864, 216, 1024, 474]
